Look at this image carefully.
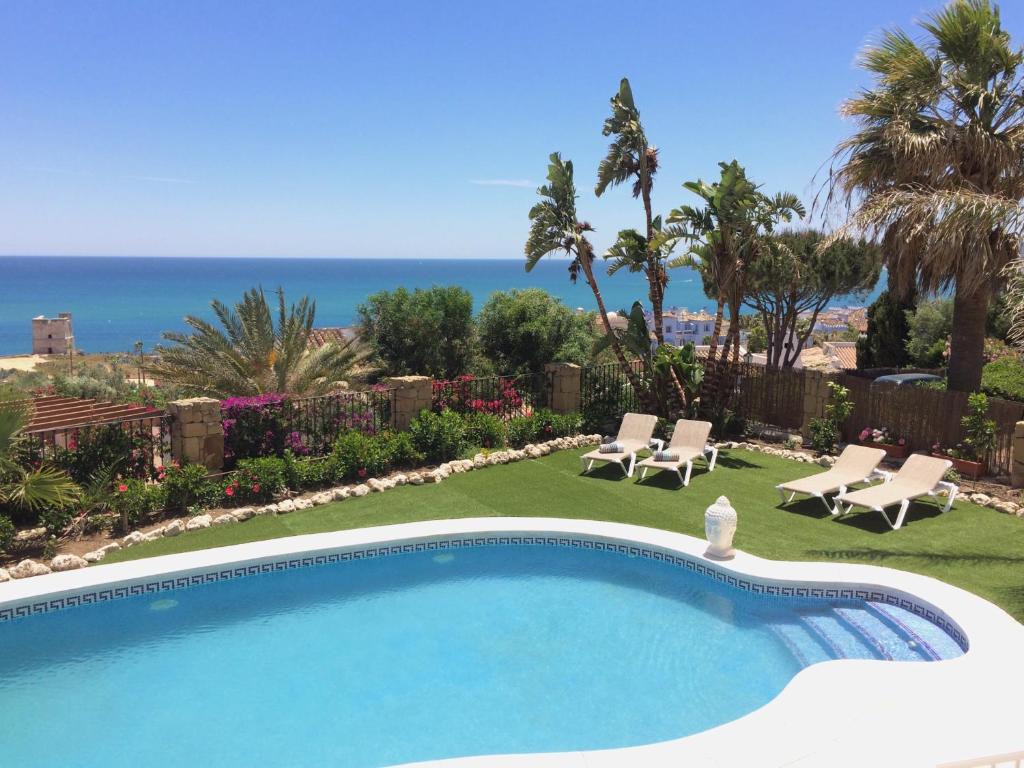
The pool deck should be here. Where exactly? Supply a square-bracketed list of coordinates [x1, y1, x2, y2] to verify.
[1, 517, 1022, 767]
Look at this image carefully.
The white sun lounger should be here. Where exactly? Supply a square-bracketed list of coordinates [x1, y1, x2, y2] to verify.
[776, 444, 889, 514]
[580, 412, 658, 478]
[636, 419, 716, 487]
[833, 454, 959, 530]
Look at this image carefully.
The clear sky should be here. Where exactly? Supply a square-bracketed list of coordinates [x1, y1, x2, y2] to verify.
[2, 0, 1021, 259]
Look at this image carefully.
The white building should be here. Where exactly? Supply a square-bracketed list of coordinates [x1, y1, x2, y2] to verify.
[651, 308, 724, 347]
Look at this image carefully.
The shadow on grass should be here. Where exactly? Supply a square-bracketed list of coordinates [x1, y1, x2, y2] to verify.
[578, 463, 631, 482]
[713, 454, 761, 470]
[830, 501, 945, 533]
[776, 497, 835, 520]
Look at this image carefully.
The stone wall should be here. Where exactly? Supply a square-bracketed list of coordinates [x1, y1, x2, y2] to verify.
[168, 397, 224, 470]
[385, 375, 433, 430]
[800, 370, 834, 437]
[546, 362, 582, 414]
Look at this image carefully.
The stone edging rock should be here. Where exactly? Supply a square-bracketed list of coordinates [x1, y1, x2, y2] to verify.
[0, 434, 603, 583]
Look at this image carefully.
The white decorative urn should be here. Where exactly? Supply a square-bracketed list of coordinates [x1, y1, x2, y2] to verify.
[704, 495, 737, 560]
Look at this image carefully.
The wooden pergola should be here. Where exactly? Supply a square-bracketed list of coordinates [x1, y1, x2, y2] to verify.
[25, 395, 165, 433]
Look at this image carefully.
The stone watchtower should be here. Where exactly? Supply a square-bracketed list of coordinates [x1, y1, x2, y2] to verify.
[32, 313, 74, 356]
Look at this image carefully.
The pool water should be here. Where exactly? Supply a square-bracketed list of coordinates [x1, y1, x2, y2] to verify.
[0, 544, 962, 767]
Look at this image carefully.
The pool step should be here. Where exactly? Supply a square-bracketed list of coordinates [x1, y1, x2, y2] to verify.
[766, 621, 834, 667]
[832, 605, 931, 662]
[801, 612, 880, 660]
[865, 602, 962, 660]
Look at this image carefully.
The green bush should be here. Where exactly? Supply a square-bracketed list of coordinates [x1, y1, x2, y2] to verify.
[506, 415, 539, 447]
[163, 463, 215, 514]
[381, 430, 425, 468]
[233, 457, 287, 502]
[982, 356, 1024, 402]
[534, 409, 582, 439]
[331, 430, 392, 482]
[462, 412, 507, 449]
[808, 418, 839, 454]
[0, 515, 14, 552]
[409, 409, 468, 462]
[110, 479, 162, 533]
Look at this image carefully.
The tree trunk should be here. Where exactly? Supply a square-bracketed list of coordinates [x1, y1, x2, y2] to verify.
[640, 180, 665, 345]
[707, 297, 725, 362]
[947, 279, 991, 393]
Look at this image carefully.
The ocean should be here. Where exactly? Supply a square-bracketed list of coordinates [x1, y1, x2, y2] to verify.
[0, 256, 882, 356]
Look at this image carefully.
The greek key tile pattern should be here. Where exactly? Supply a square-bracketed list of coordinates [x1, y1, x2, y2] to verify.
[0, 535, 968, 650]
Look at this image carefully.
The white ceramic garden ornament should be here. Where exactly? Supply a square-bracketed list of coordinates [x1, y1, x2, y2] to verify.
[704, 495, 737, 560]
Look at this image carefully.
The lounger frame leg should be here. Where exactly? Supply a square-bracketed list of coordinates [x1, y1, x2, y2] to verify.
[706, 446, 718, 472]
[879, 500, 910, 530]
[625, 453, 636, 477]
[640, 466, 649, 481]
[581, 458, 596, 474]
[682, 460, 693, 487]
[828, 485, 847, 516]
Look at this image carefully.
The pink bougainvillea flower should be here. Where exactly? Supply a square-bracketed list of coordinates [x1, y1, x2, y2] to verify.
[225, 486, 235, 497]
[118, 484, 128, 493]
[252, 483, 261, 493]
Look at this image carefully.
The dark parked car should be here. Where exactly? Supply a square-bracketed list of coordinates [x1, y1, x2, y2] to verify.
[872, 373, 944, 387]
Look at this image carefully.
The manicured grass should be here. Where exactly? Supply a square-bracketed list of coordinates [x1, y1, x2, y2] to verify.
[103, 448, 1024, 622]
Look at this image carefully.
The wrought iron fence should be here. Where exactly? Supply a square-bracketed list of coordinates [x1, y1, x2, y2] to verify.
[431, 372, 553, 421]
[23, 413, 171, 483]
[221, 389, 396, 464]
[580, 361, 645, 433]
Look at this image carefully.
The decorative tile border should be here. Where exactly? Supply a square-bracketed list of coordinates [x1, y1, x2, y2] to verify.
[0, 534, 968, 651]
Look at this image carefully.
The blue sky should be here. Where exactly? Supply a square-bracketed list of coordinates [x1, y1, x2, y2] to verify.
[2, 0, 1021, 259]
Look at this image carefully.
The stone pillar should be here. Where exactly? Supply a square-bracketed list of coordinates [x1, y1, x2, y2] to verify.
[1012, 422, 1024, 488]
[800, 370, 833, 437]
[168, 397, 224, 470]
[385, 376, 434, 430]
[545, 362, 582, 414]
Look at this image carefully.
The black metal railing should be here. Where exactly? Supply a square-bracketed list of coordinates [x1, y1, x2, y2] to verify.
[24, 413, 171, 483]
[580, 361, 645, 433]
[221, 388, 396, 464]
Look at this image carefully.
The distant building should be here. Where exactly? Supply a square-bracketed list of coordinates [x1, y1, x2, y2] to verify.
[307, 327, 355, 349]
[652, 308, 728, 347]
[32, 313, 74, 355]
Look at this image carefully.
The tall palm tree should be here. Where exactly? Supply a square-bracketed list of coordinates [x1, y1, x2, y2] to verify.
[526, 153, 648, 399]
[664, 161, 804, 366]
[827, 0, 1024, 392]
[0, 395, 80, 518]
[595, 78, 668, 343]
[151, 287, 363, 398]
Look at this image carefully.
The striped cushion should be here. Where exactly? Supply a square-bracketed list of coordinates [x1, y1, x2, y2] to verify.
[599, 441, 625, 454]
[654, 450, 678, 462]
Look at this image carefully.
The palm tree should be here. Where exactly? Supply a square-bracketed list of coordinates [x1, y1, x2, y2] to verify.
[150, 287, 363, 398]
[826, 0, 1024, 392]
[595, 78, 668, 343]
[0, 395, 80, 518]
[664, 161, 804, 366]
[526, 153, 648, 399]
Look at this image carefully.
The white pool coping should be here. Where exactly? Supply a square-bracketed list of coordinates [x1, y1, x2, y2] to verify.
[1, 517, 1022, 767]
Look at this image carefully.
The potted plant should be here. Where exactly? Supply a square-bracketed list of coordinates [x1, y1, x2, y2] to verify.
[931, 393, 997, 480]
[858, 426, 909, 459]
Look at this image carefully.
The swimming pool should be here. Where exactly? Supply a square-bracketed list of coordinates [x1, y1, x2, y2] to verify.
[0, 525, 970, 768]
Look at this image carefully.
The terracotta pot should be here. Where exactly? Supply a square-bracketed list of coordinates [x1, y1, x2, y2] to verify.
[932, 453, 985, 480]
[861, 441, 909, 460]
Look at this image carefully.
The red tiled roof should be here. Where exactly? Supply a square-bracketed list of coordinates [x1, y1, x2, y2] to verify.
[832, 346, 858, 370]
[307, 327, 354, 349]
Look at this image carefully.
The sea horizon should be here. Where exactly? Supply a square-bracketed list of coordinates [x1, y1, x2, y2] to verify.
[0, 255, 882, 357]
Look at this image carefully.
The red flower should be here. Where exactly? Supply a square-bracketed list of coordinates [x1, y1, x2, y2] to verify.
[357, 468, 367, 478]
[118, 484, 128, 493]
[252, 483, 261, 493]
[225, 486, 235, 497]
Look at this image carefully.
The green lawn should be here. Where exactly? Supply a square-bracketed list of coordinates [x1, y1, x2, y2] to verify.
[103, 448, 1024, 622]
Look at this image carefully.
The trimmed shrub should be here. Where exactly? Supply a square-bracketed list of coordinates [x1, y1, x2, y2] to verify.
[163, 463, 215, 514]
[506, 415, 539, 448]
[381, 430, 425, 468]
[534, 409, 582, 439]
[409, 409, 468, 462]
[331, 430, 392, 482]
[110, 479, 162, 533]
[233, 457, 287, 502]
[462, 412, 507, 449]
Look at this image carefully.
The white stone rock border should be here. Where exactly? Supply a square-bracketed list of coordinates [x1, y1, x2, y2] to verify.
[0, 517, 1021, 766]
[0, 434, 603, 582]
